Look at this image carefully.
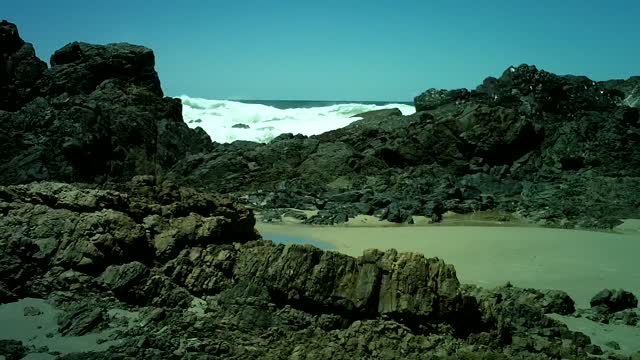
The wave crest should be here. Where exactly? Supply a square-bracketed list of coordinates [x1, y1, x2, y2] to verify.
[178, 96, 415, 143]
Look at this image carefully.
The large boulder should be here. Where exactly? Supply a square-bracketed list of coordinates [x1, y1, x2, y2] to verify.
[47, 41, 163, 97]
[590, 288, 638, 313]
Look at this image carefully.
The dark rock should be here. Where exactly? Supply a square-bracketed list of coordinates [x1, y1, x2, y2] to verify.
[23, 305, 43, 316]
[590, 288, 638, 312]
[414, 88, 470, 111]
[604, 340, 621, 350]
[539, 289, 576, 315]
[0, 281, 17, 304]
[584, 343, 603, 355]
[303, 210, 349, 225]
[351, 108, 403, 118]
[0, 26, 214, 185]
[600, 76, 640, 108]
[352, 202, 374, 215]
[383, 203, 414, 224]
[232, 123, 250, 129]
[0, 339, 27, 360]
[269, 132, 295, 143]
[49, 41, 162, 96]
[57, 302, 105, 336]
[0, 20, 48, 112]
[99, 261, 150, 301]
[612, 309, 639, 326]
[282, 209, 308, 220]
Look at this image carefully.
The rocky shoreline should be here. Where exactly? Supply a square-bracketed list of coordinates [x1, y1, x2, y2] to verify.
[1, 179, 638, 359]
[1, 19, 640, 359]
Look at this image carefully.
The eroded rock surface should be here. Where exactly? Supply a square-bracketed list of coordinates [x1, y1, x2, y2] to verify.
[0, 180, 629, 359]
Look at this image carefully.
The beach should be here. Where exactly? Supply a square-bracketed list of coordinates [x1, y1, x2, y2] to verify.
[258, 219, 640, 308]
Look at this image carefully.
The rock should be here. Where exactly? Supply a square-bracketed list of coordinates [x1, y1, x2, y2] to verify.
[232, 123, 250, 129]
[590, 289, 638, 312]
[584, 343, 603, 355]
[303, 210, 349, 225]
[383, 203, 414, 224]
[612, 309, 639, 326]
[99, 261, 150, 299]
[282, 210, 308, 220]
[0, 179, 258, 299]
[0, 24, 213, 185]
[539, 289, 576, 315]
[600, 76, 640, 108]
[57, 302, 105, 336]
[604, 340, 621, 350]
[414, 88, 470, 111]
[351, 108, 403, 118]
[23, 305, 43, 316]
[232, 245, 464, 329]
[0, 20, 48, 111]
[48, 41, 161, 95]
[0, 281, 17, 304]
[0, 339, 27, 360]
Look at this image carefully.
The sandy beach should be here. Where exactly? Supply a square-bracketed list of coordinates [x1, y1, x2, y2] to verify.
[257, 219, 640, 354]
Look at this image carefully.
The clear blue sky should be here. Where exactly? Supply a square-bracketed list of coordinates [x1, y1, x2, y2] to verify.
[5, 0, 639, 101]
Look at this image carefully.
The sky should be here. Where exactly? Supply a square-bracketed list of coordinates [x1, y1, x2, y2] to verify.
[4, 0, 640, 101]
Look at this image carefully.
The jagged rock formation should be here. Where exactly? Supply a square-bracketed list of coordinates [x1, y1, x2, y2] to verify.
[1, 180, 631, 359]
[171, 65, 640, 229]
[1, 19, 640, 358]
[0, 20, 212, 185]
[2, 19, 640, 229]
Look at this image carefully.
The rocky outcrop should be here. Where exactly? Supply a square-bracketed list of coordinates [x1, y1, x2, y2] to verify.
[600, 76, 640, 108]
[0, 20, 48, 112]
[0, 180, 614, 359]
[170, 64, 640, 229]
[575, 289, 640, 326]
[0, 20, 213, 186]
[3, 19, 639, 229]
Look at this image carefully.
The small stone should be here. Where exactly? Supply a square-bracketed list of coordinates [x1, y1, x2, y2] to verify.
[23, 306, 43, 316]
[585, 343, 603, 355]
[604, 340, 621, 350]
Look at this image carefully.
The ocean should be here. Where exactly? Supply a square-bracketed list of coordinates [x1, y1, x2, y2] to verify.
[178, 96, 416, 144]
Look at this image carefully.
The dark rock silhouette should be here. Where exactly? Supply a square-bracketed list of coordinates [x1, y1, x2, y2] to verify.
[0, 20, 213, 185]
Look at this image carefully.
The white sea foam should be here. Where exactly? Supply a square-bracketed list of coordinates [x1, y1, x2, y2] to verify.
[178, 96, 416, 144]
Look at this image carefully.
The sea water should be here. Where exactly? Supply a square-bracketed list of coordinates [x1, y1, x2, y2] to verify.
[178, 96, 416, 143]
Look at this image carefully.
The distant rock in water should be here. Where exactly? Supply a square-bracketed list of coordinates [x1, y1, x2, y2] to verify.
[232, 123, 250, 129]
